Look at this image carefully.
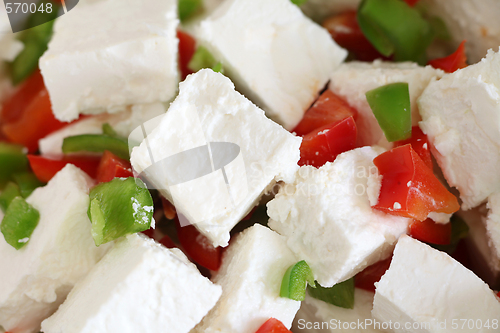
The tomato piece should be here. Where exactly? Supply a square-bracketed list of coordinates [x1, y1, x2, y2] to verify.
[395, 126, 432, 169]
[373, 144, 460, 221]
[404, 0, 420, 6]
[177, 30, 196, 80]
[161, 197, 177, 220]
[96, 150, 133, 183]
[298, 116, 357, 168]
[292, 90, 357, 136]
[322, 11, 389, 62]
[255, 318, 291, 333]
[27, 154, 101, 183]
[175, 218, 222, 271]
[409, 218, 451, 245]
[355, 257, 392, 292]
[428, 40, 467, 73]
[159, 234, 176, 248]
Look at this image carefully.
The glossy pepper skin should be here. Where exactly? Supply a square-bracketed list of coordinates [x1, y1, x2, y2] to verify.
[280, 260, 315, 301]
[1, 197, 40, 250]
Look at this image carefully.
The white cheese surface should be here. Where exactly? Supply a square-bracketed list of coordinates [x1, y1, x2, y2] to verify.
[329, 60, 443, 147]
[268, 147, 410, 288]
[373, 235, 500, 333]
[40, 0, 179, 122]
[0, 165, 111, 333]
[196, 0, 347, 130]
[41, 234, 221, 333]
[419, 49, 500, 209]
[131, 69, 301, 247]
[192, 224, 300, 333]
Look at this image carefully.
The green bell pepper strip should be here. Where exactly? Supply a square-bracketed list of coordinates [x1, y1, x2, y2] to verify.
[178, 0, 203, 22]
[432, 215, 469, 254]
[88, 177, 153, 246]
[102, 123, 118, 138]
[12, 172, 45, 198]
[0, 142, 29, 188]
[1, 196, 40, 250]
[291, 0, 308, 6]
[62, 134, 130, 160]
[307, 277, 355, 309]
[0, 182, 21, 213]
[280, 260, 316, 301]
[357, 0, 434, 64]
[188, 46, 224, 74]
[366, 82, 412, 142]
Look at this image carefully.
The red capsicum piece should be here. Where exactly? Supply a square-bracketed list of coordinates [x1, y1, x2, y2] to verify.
[355, 256, 392, 292]
[404, 0, 420, 7]
[96, 150, 133, 183]
[298, 116, 357, 168]
[395, 126, 432, 169]
[373, 144, 459, 221]
[28, 154, 101, 183]
[255, 318, 291, 333]
[409, 218, 452, 245]
[292, 90, 357, 136]
[177, 30, 196, 80]
[428, 40, 467, 73]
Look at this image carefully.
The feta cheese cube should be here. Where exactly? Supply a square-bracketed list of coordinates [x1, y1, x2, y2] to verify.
[39, 103, 165, 155]
[0, 165, 111, 333]
[40, 0, 179, 122]
[418, 49, 500, 209]
[329, 60, 443, 147]
[41, 233, 221, 333]
[268, 147, 410, 288]
[131, 69, 301, 247]
[195, 0, 347, 130]
[192, 224, 300, 333]
[373, 235, 500, 333]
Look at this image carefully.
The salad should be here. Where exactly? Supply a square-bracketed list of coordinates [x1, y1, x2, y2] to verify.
[0, 0, 500, 332]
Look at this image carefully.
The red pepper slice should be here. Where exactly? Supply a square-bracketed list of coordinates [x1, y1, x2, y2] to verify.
[292, 90, 357, 136]
[409, 218, 451, 245]
[159, 234, 176, 249]
[161, 197, 177, 220]
[28, 154, 101, 183]
[175, 218, 222, 271]
[177, 30, 196, 80]
[395, 126, 432, 169]
[404, 0, 420, 7]
[96, 150, 133, 183]
[255, 318, 291, 333]
[428, 40, 467, 73]
[373, 144, 459, 221]
[355, 256, 392, 292]
[298, 116, 357, 168]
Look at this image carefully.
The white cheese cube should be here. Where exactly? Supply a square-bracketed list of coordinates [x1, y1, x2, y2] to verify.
[373, 235, 500, 333]
[268, 147, 410, 288]
[418, 49, 500, 209]
[40, 0, 179, 122]
[0, 165, 111, 333]
[294, 289, 382, 333]
[329, 60, 443, 147]
[195, 0, 347, 130]
[421, 0, 500, 63]
[192, 224, 300, 333]
[131, 69, 301, 247]
[39, 103, 165, 155]
[41, 233, 221, 333]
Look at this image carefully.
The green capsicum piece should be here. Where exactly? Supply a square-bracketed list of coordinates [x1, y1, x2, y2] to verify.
[1, 196, 40, 249]
[12, 172, 45, 198]
[307, 277, 355, 309]
[0, 182, 21, 213]
[366, 82, 412, 142]
[178, 0, 203, 22]
[280, 260, 316, 301]
[62, 134, 130, 160]
[0, 142, 29, 188]
[88, 177, 153, 246]
[188, 46, 224, 74]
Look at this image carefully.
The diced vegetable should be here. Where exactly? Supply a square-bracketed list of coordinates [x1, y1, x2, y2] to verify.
[159, 234, 176, 249]
[428, 40, 467, 73]
[96, 151, 133, 183]
[366, 82, 411, 142]
[357, 0, 434, 63]
[404, 0, 419, 6]
[292, 90, 357, 136]
[410, 218, 452, 245]
[161, 197, 177, 220]
[88, 177, 153, 246]
[373, 144, 460, 221]
[290, 0, 307, 6]
[255, 318, 292, 333]
[62, 134, 130, 160]
[175, 218, 222, 271]
[28, 154, 101, 183]
[177, 30, 197, 80]
[1, 197, 40, 250]
[355, 257, 392, 292]
[395, 126, 432, 169]
[178, 0, 203, 23]
[102, 123, 118, 137]
[280, 260, 315, 301]
[432, 215, 469, 254]
[298, 116, 357, 168]
[188, 46, 224, 74]
[12, 172, 45, 198]
[0, 142, 29, 187]
[0, 182, 21, 213]
[307, 278, 355, 309]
